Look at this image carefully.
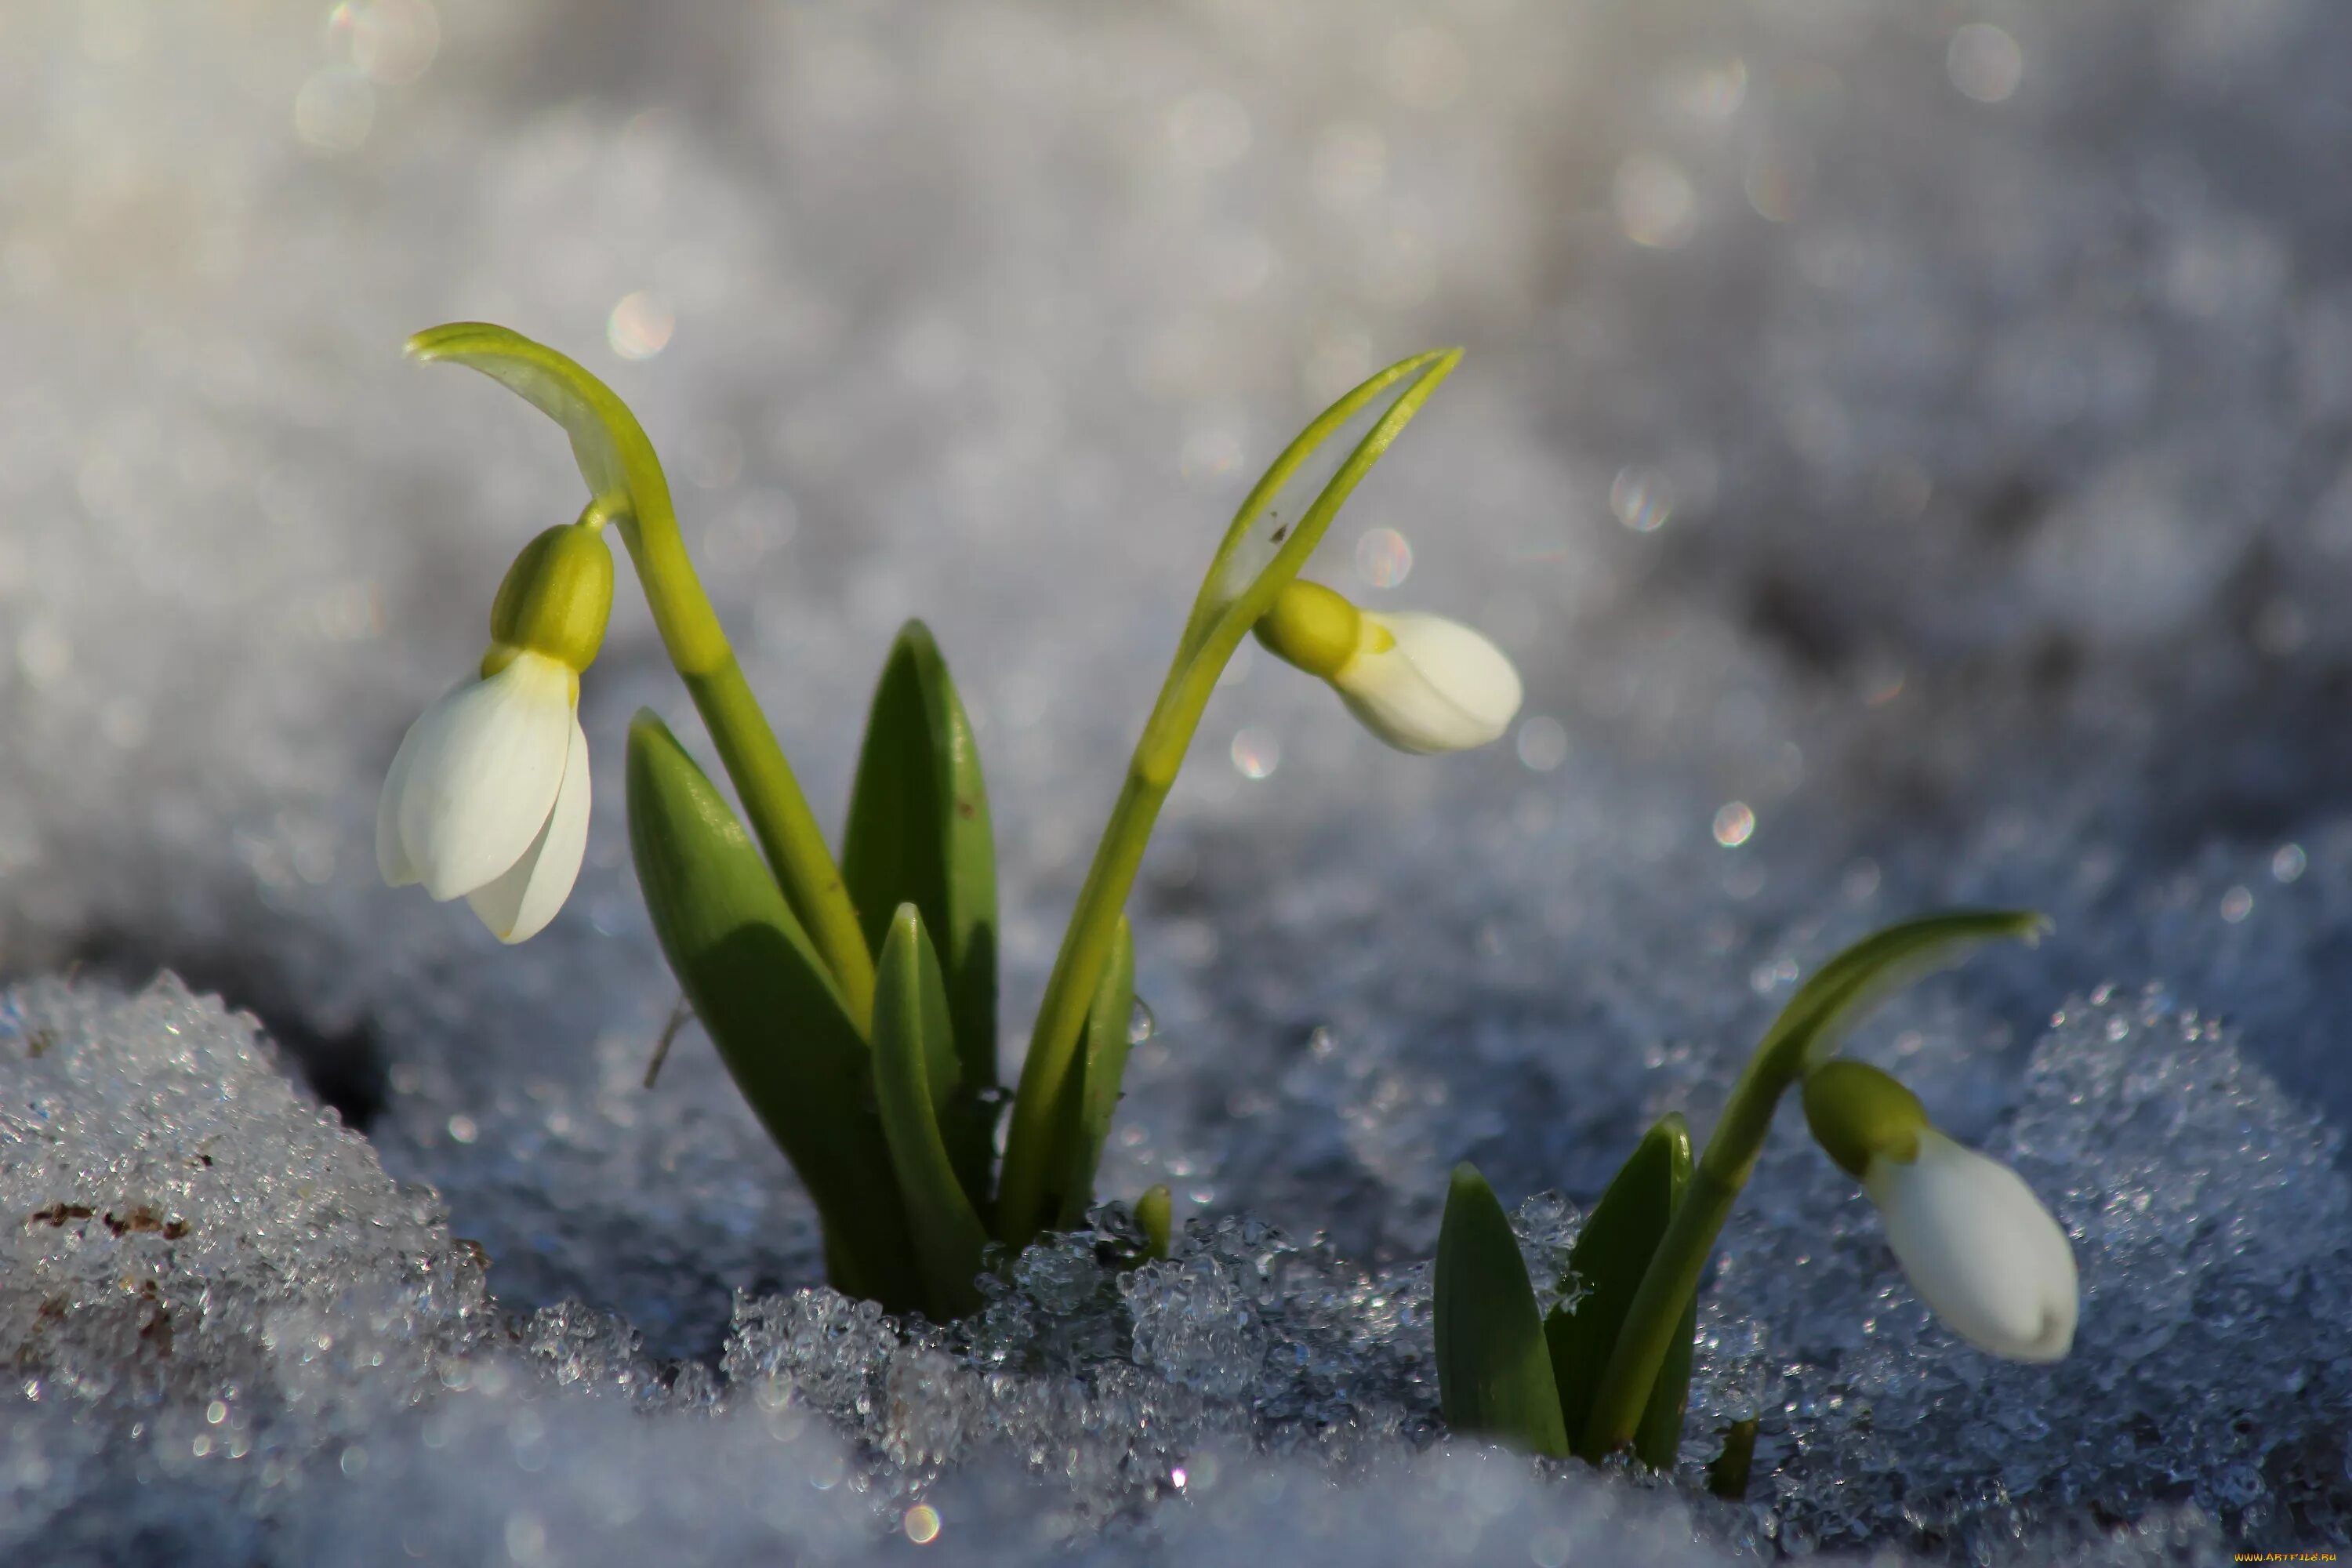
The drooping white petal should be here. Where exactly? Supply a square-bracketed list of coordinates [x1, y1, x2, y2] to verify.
[466, 715, 592, 943]
[375, 708, 430, 887]
[1864, 1129, 2078, 1362]
[1332, 612, 1523, 754]
[388, 652, 576, 900]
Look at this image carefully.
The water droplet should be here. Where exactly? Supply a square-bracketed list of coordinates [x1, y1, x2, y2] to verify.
[1713, 801, 1756, 848]
[1128, 996, 1157, 1047]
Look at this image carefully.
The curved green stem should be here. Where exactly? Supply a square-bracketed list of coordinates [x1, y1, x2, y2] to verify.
[993, 349, 1462, 1249]
[1575, 1073, 1780, 1461]
[1577, 909, 2047, 1457]
[408, 325, 876, 1029]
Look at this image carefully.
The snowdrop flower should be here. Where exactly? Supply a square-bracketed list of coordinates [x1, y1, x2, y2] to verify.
[1254, 579, 1522, 753]
[377, 521, 613, 942]
[1803, 1059, 2078, 1361]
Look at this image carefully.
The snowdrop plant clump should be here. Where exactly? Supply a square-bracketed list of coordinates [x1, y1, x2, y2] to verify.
[379, 323, 1518, 1321]
[375, 325, 2075, 1494]
[1436, 913, 2080, 1477]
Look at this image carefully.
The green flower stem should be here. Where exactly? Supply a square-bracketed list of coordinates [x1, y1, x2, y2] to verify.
[601, 499, 875, 1030]
[1578, 1019, 1820, 1459]
[992, 765, 1164, 1247]
[993, 349, 1462, 1249]
[679, 654, 876, 1031]
[406, 325, 877, 1029]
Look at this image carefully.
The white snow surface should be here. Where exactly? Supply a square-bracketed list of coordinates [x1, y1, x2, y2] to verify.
[2, 0, 2350, 1561]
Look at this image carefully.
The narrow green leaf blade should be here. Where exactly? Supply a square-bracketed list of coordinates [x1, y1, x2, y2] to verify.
[624, 710, 922, 1312]
[872, 905, 991, 1321]
[1175, 350, 1461, 671]
[1436, 1163, 1569, 1457]
[842, 620, 998, 1204]
[406, 322, 659, 506]
[1550, 1114, 1694, 1461]
[1054, 916, 1136, 1231]
[1634, 1121, 1697, 1470]
[1760, 909, 2049, 1075]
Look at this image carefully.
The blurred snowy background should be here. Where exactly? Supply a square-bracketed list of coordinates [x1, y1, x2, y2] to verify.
[3, 0, 2350, 1561]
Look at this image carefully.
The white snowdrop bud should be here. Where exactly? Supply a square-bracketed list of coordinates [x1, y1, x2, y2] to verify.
[1255, 579, 1522, 754]
[1806, 1060, 2078, 1362]
[376, 523, 608, 943]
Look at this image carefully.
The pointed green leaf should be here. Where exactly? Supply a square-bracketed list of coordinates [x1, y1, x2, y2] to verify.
[624, 710, 922, 1313]
[872, 905, 991, 1321]
[1052, 917, 1136, 1231]
[842, 620, 998, 1203]
[1436, 1163, 1570, 1457]
[1549, 1114, 1695, 1463]
[1764, 909, 2049, 1076]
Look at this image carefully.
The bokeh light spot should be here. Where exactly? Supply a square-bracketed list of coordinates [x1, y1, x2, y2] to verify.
[1948, 24, 2024, 103]
[1614, 154, 1697, 249]
[330, 0, 441, 86]
[1230, 727, 1280, 780]
[294, 67, 375, 155]
[608, 292, 677, 361]
[1610, 466, 1675, 532]
[1354, 526, 1413, 589]
[1515, 716, 1568, 773]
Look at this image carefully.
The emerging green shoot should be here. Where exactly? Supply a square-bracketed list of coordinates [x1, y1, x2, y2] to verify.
[1436, 1163, 1569, 1457]
[1707, 1418, 1760, 1501]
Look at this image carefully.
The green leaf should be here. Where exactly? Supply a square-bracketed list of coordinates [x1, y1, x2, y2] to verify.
[1762, 909, 2050, 1076]
[1436, 1163, 1570, 1457]
[406, 322, 656, 512]
[842, 620, 998, 1203]
[1549, 1115, 1696, 1464]
[1052, 916, 1137, 1231]
[624, 710, 922, 1313]
[872, 905, 992, 1321]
